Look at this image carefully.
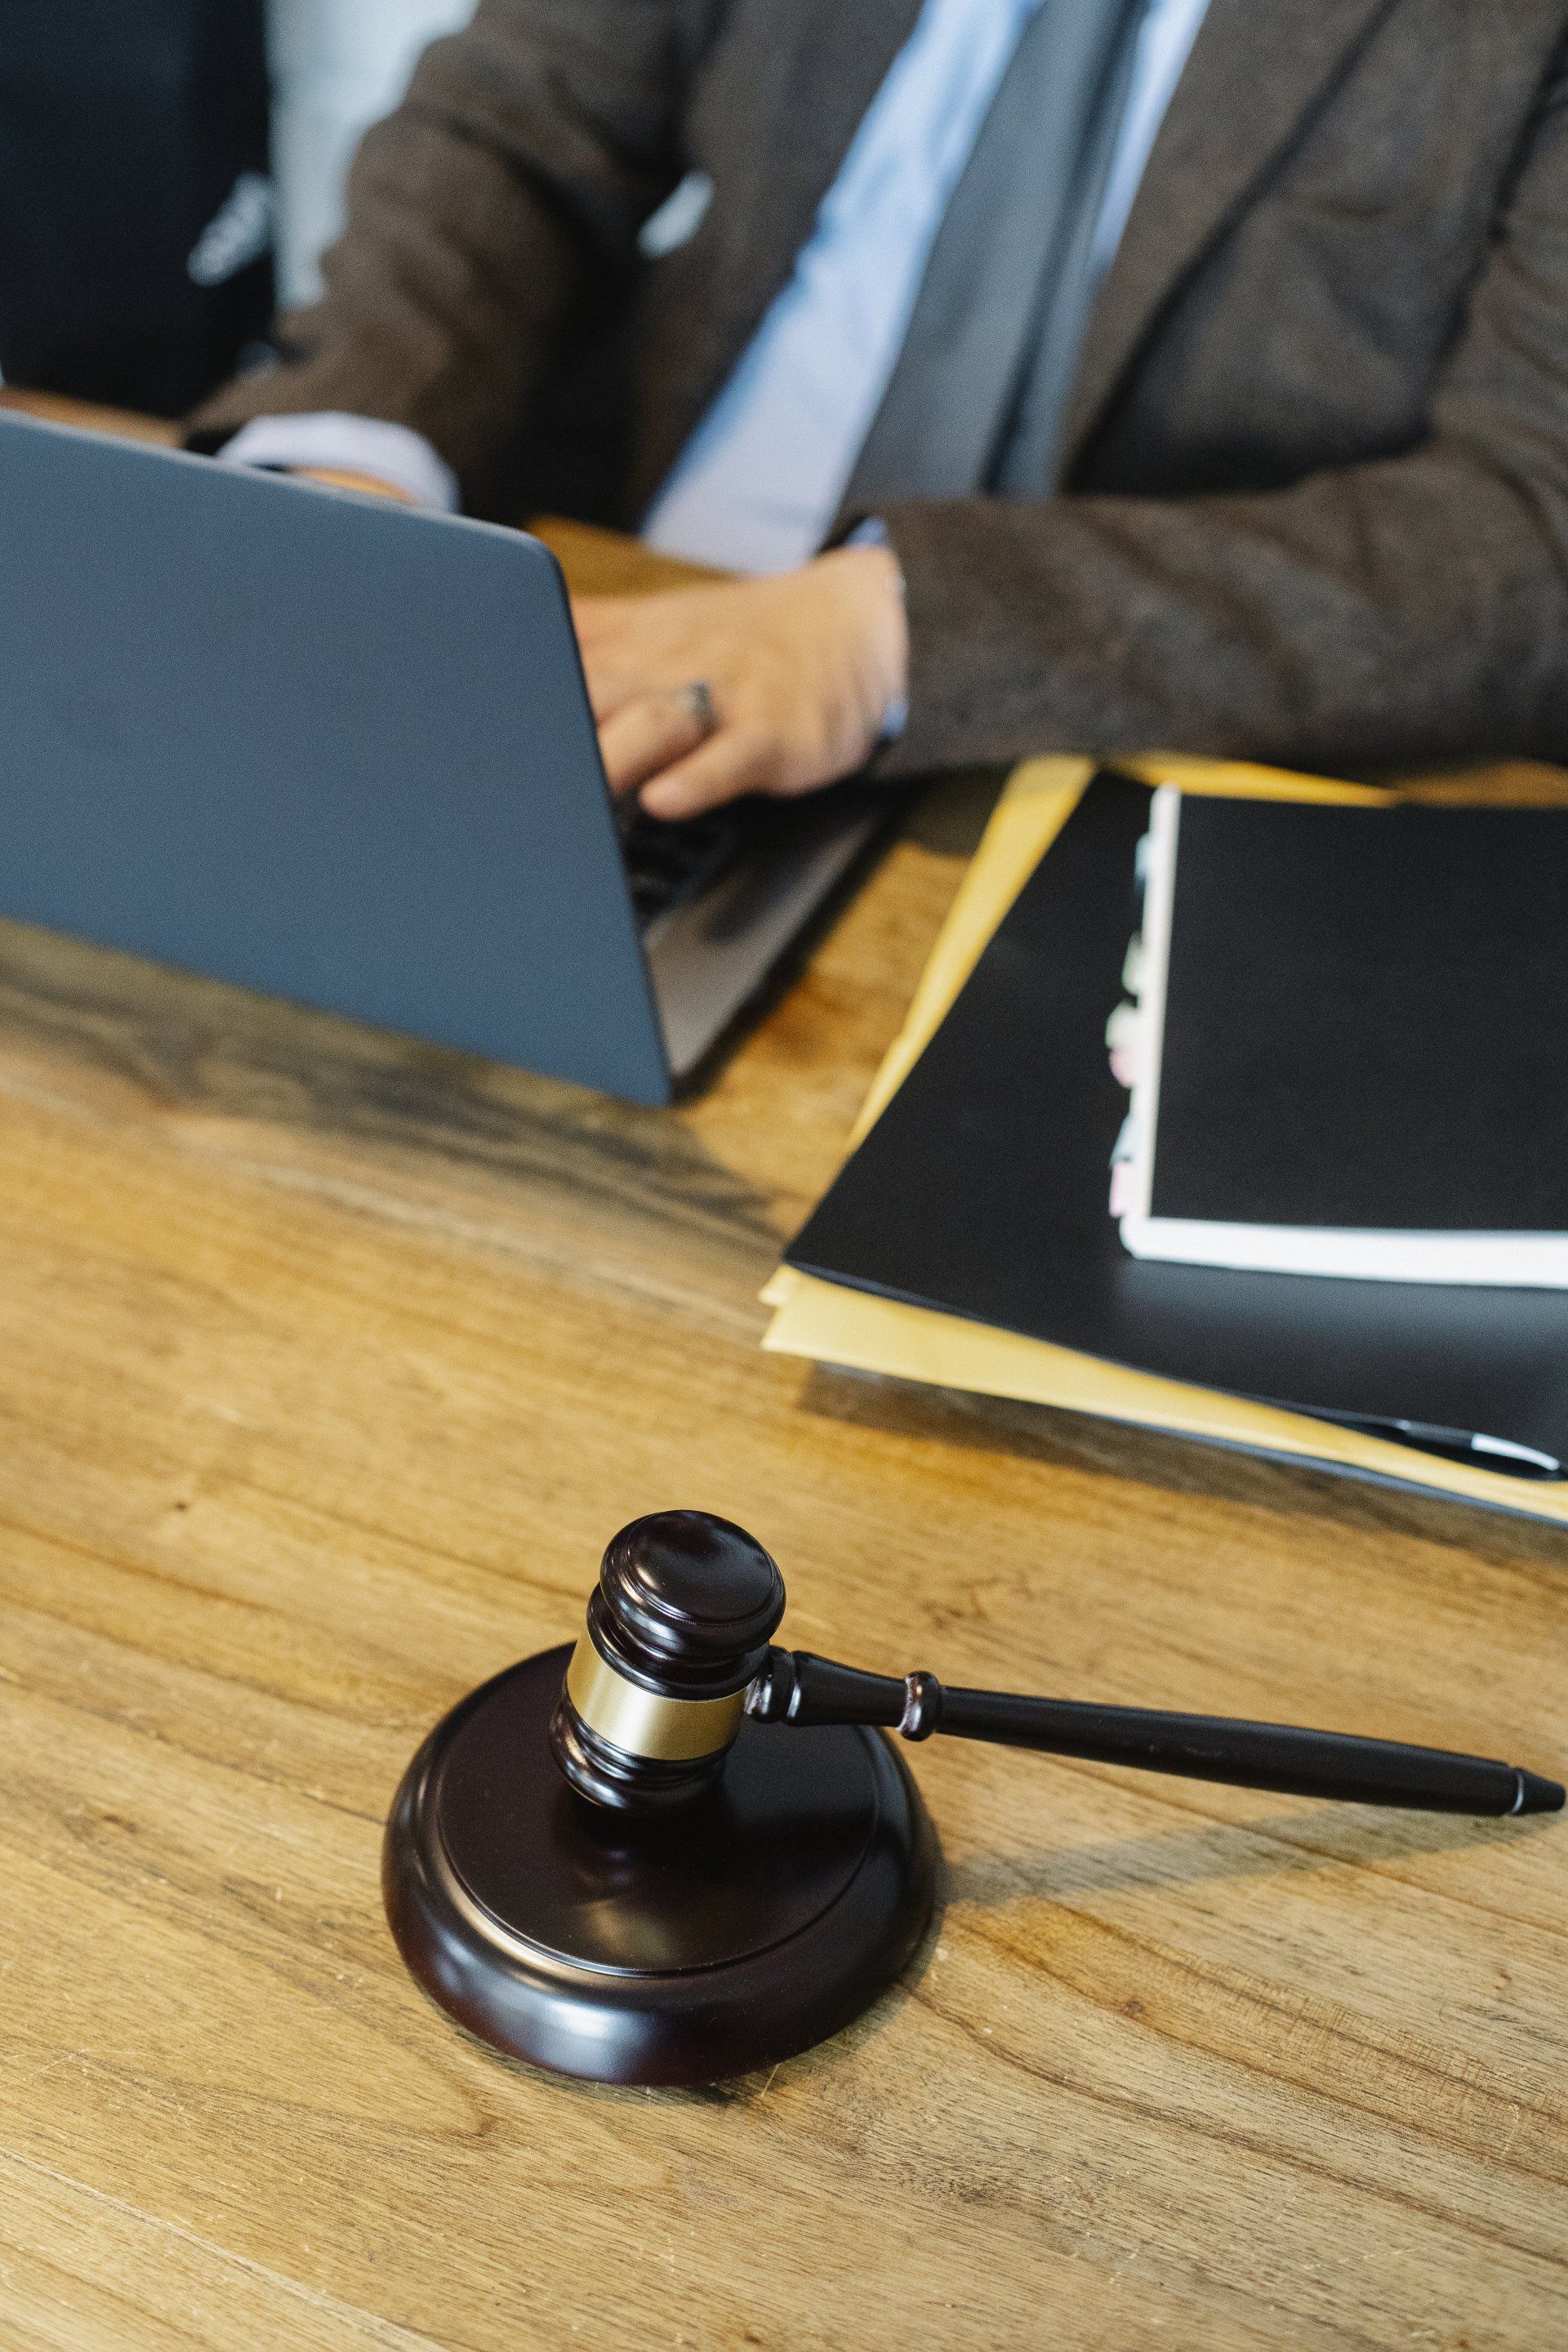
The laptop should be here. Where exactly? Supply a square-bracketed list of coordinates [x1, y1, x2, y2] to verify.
[0, 412, 889, 1103]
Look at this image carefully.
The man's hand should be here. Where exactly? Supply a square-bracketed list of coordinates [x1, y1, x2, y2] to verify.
[572, 545, 908, 818]
[290, 468, 416, 502]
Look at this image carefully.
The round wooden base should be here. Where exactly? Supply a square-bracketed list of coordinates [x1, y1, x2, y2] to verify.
[383, 1646, 939, 2087]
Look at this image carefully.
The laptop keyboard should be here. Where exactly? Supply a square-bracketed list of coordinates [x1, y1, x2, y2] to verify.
[614, 797, 749, 931]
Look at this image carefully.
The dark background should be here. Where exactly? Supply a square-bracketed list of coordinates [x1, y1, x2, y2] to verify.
[0, 0, 273, 415]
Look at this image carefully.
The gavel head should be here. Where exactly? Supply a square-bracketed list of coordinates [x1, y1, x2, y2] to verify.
[548, 1510, 786, 1814]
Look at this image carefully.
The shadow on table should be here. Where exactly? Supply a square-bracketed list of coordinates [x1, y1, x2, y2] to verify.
[0, 908, 786, 1262]
[794, 1364, 1568, 1580]
[942, 1799, 1557, 1914]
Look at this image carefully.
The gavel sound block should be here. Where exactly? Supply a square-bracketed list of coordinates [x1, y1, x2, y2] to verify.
[385, 1512, 934, 2087]
[383, 1512, 1560, 2089]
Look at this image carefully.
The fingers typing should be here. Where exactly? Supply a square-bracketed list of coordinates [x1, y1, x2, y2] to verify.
[599, 688, 717, 796]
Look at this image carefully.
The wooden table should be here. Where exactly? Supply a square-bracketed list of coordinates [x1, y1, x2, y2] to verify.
[0, 390, 1564, 2352]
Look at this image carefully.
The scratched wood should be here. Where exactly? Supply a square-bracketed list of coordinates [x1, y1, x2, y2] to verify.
[0, 393, 1563, 2352]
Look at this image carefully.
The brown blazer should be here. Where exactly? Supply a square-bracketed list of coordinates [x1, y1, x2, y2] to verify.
[191, 0, 1568, 778]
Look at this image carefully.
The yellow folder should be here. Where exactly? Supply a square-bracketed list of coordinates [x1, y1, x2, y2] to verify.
[763, 753, 1568, 1526]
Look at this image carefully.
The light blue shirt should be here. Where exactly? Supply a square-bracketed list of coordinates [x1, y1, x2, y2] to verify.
[224, 0, 1210, 572]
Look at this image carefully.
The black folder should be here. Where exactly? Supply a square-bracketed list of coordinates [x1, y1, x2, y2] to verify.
[786, 774, 1568, 1468]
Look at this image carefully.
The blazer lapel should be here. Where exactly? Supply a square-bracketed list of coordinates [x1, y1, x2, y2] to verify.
[635, 0, 925, 500]
[1060, 0, 1401, 470]
[717, 0, 929, 323]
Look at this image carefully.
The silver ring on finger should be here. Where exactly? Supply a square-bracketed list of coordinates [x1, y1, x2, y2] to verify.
[675, 679, 719, 740]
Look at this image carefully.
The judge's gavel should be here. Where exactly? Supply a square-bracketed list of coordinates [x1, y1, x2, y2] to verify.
[385, 1509, 1560, 2091]
[549, 1511, 1563, 1819]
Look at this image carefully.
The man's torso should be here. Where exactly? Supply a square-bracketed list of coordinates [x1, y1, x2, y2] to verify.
[514, 0, 1568, 525]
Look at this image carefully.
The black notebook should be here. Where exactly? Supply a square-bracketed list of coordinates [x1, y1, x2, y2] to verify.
[1112, 788, 1568, 1285]
[785, 775, 1568, 1475]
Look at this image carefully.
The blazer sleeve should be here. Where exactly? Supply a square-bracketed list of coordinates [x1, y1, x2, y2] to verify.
[187, 0, 701, 503]
[877, 44, 1568, 777]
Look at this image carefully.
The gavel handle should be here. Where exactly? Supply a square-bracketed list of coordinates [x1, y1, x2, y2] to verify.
[746, 1649, 1563, 1818]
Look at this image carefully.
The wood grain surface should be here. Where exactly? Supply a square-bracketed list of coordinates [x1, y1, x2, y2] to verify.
[0, 393, 1563, 2352]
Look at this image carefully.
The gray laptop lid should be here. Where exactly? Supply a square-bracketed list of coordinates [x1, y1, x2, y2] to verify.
[0, 414, 671, 1102]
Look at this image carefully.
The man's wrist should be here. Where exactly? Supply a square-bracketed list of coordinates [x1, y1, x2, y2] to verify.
[840, 519, 908, 737]
[823, 541, 910, 746]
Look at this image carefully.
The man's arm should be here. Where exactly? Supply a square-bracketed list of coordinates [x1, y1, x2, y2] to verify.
[572, 35, 1568, 815]
[188, 0, 702, 506]
[874, 42, 1568, 777]
[213, 415, 458, 506]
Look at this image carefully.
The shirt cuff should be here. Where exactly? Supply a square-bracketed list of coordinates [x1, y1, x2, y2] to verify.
[215, 413, 461, 512]
[844, 515, 908, 742]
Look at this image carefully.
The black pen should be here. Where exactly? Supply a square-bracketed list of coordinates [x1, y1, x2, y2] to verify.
[1320, 1413, 1561, 1481]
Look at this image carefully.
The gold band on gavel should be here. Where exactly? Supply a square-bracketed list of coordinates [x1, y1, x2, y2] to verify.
[564, 1635, 750, 1762]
